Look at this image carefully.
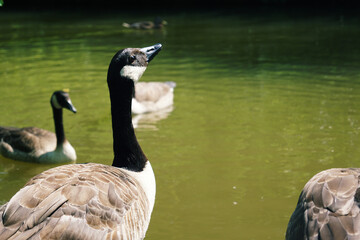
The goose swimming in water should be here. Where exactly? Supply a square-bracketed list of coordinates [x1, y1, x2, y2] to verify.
[0, 43, 162, 239]
[132, 81, 176, 114]
[122, 17, 167, 30]
[0, 90, 77, 163]
[286, 168, 360, 239]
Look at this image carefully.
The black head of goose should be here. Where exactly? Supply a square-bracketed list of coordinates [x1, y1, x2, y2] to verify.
[0, 90, 77, 163]
[0, 43, 162, 239]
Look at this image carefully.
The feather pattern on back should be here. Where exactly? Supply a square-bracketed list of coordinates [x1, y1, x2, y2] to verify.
[286, 168, 360, 240]
[0, 163, 150, 240]
[0, 127, 56, 160]
[132, 82, 175, 114]
[135, 82, 172, 102]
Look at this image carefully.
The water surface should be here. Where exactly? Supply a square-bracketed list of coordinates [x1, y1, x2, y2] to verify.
[0, 10, 360, 239]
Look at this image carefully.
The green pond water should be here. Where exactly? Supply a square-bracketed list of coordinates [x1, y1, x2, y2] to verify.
[0, 9, 360, 239]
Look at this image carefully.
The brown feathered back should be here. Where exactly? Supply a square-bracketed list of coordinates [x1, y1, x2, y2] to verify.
[286, 168, 360, 239]
[0, 163, 150, 240]
[135, 82, 172, 102]
[0, 127, 56, 156]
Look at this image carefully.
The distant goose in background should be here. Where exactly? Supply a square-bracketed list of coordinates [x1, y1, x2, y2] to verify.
[132, 81, 176, 114]
[0, 90, 77, 163]
[123, 17, 167, 30]
[0, 43, 162, 239]
[286, 168, 360, 239]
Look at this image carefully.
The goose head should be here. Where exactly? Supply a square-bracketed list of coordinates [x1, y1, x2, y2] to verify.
[50, 90, 77, 113]
[108, 43, 162, 85]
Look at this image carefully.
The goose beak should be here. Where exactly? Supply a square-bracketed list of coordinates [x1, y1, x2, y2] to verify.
[140, 43, 162, 63]
[66, 100, 77, 113]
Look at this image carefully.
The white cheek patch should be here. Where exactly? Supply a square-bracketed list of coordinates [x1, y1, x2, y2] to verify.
[51, 95, 62, 109]
[120, 66, 147, 82]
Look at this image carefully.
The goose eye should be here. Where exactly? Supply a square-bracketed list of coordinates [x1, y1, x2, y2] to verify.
[129, 55, 136, 62]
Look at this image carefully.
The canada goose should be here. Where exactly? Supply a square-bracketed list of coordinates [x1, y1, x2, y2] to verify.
[286, 168, 360, 239]
[0, 90, 77, 163]
[0, 43, 162, 239]
[132, 81, 176, 114]
[122, 17, 167, 30]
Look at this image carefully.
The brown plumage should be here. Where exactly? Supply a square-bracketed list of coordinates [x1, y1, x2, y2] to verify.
[0, 127, 56, 156]
[135, 82, 172, 102]
[132, 82, 176, 114]
[286, 168, 360, 239]
[0, 163, 150, 240]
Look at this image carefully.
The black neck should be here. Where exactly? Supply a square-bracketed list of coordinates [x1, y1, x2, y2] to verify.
[52, 107, 66, 146]
[108, 75, 147, 172]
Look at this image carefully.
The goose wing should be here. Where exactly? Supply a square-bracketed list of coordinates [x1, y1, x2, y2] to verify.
[0, 163, 150, 240]
[0, 126, 55, 154]
[135, 82, 173, 103]
[286, 168, 360, 240]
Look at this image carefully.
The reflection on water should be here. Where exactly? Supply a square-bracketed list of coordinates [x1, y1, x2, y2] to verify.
[133, 106, 174, 130]
[0, 10, 360, 239]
